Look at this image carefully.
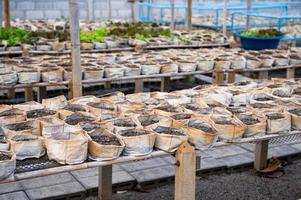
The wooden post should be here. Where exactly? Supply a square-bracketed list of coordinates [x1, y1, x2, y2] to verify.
[228, 71, 236, 83]
[69, 0, 82, 98]
[186, 0, 192, 31]
[68, 80, 73, 99]
[37, 86, 47, 103]
[7, 88, 15, 99]
[3, 0, 10, 28]
[24, 86, 33, 102]
[170, 0, 175, 29]
[254, 140, 269, 171]
[246, 0, 251, 29]
[98, 165, 112, 200]
[130, 0, 135, 22]
[107, 0, 112, 19]
[161, 77, 170, 92]
[214, 68, 224, 85]
[196, 156, 201, 171]
[0, 0, 3, 27]
[258, 71, 268, 80]
[104, 82, 111, 89]
[87, 0, 94, 20]
[175, 141, 196, 200]
[135, 79, 144, 93]
[286, 68, 295, 79]
[222, 0, 227, 42]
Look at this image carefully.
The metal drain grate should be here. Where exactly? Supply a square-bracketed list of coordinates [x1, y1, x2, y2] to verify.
[268, 132, 301, 145]
[16, 155, 61, 173]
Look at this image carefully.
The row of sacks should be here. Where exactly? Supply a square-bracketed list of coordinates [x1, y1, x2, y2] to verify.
[1, 47, 301, 84]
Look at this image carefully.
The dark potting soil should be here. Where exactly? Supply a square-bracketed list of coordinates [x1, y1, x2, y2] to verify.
[80, 122, 103, 132]
[188, 121, 215, 133]
[156, 105, 178, 112]
[154, 126, 185, 136]
[0, 110, 21, 117]
[63, 104, 86, 112]
[266, 113, 285, 120]
[267, 84, 282, 89]
[171, 114, 192, 120]
[184, 103, 201, 111]
[119, 129, 149, 137]
[255, 97, 274, 101]
[293, 88, 301, 95]
[238, 116, 260, 125]
[214, 118, 234, 125]
[65, 113, 94, 125]
[227, 107, 246, 114]
[113, 119, 136, 127]
[0, 154, 11, 161]
[251, 103, 273, 109]
[144, 98, 160, 106]
[87, 102, 115, 111]
[289, 108, 301, 116]
[5, 122, 33, 131]
[90, 134, 121, 146]
[27, 109, 56, 118]
[140, 116, 160, 126]
[233, 81, 251, 86]
[11, 134, 38, 141]
[272, 90, 291, 98]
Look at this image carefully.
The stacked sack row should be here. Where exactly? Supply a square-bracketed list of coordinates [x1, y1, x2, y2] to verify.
[1, 48, 301, 85]
[1, 78, 301, 180]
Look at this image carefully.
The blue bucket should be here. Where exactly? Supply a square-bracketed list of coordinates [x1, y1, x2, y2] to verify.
[237, 34, 283, 50]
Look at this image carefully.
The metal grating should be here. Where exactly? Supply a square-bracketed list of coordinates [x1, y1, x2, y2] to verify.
[16, 155, 61, 173]
[265, 132, 301, 145]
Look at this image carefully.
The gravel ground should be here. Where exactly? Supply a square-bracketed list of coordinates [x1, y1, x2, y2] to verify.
[108, 159, 301, 200]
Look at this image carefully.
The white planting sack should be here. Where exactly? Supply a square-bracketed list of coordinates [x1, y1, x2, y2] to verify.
[265, 111, 291, 134]
[288, 108, 301, 130]
[236, 113, 267, 137]
[152, 126, 188, 153]
[13, 101, 44, 111]
[45, 131, 89, 164]
[8, 133, 45, 160]
[0, 151, 16, 181]
[42, 95, 68, 110]
[87, 128, 125, 161]
[0, 108, 26, 125]
[117, 129, 156, 156]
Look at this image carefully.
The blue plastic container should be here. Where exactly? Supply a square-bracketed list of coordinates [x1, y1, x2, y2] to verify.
[237, 34, 283, 50]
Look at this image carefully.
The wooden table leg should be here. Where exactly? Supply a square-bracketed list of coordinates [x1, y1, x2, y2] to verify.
[7, 88, 15, 99]
[37, 86, 47, 103]
[98, 165, 112, 200]
[196, 156, 201, 171]
[228, 71, 236, 83]
[104, 82, 111, 89]
[254, 140, 269, 171]
[135, 79, 144, 93]
[258, 71, 269, 80]
[161, 77, 170, 92]
[287, 68, 295, 79]
[175, 142, 196, 200]
[213, 68, 224, 85]
[24, 86, 33, 102]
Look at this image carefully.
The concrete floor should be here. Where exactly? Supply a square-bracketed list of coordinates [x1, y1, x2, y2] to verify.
[110, 159, 301, 200]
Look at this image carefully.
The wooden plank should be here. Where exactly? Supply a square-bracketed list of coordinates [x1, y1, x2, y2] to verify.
[98, 165, 113, 200]
[258, 71, 269, 80]
[287, 68, 295, 79]
[161, 77, 170, 92]
[254, 140, 269, 171]
[228, 71, 236, 83]
[186, 0, 192, 31]
[7, 88, 15, 99]
[69, 0, 83, 98]
[37, 86, 47, 103]
[175, 142, 196, 200]
[24, 87, 33, 102]
[107, 0, 112, 19]
[3, 0, 10, 28]
[135, 79, 144, 93]
[196, 156, 201, 171]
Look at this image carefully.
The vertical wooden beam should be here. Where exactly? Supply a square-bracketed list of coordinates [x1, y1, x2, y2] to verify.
[246, 0, 252, 29]
[3, 0, 10, 28]
[228, 71, 236, 83]
[68, 80, 73, 99]
[214, 68, 224, 85]
[104, 81, 111, 89]
[196, 156, 201, 171]
[135, 79, 144, 93]
[37, 86, 47, 103]
[0, 0, 3, 27]
[161, 77, 170, 92]
[222, 0, 227, 42]
[7, 88, 15, 99]
[286, 68, 295, 79]
[175, 141, 196, 200]
[24, 86, 33, 102]
[69, 0, 82, 98]
[130, 0, 135, 22]
[98, 165, 112, 200]
[107, 0, 112, 19]
[258, 71, 268, 80]
[186, 0, 192, 31]
[87, 0, 94, 20]
[254, 140, 269, 171]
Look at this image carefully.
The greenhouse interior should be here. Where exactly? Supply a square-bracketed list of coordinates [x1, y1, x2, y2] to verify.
[0, 0, 301, 200]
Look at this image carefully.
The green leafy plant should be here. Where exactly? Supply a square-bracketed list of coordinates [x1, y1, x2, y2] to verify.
[134, 33, 147, 41]
[179, 35, 191, 44]
[0, 27, 31, 46]
[80, 28, 109, 43]
[240, 28, 283, 37]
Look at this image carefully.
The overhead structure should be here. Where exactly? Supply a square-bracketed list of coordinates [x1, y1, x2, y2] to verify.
[69, 0, 82, 98]
[170, 0, 175, 29]
[186, 0, 192, 31]
[246, 0, 252, 29]
[222, 0, 228, 42]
